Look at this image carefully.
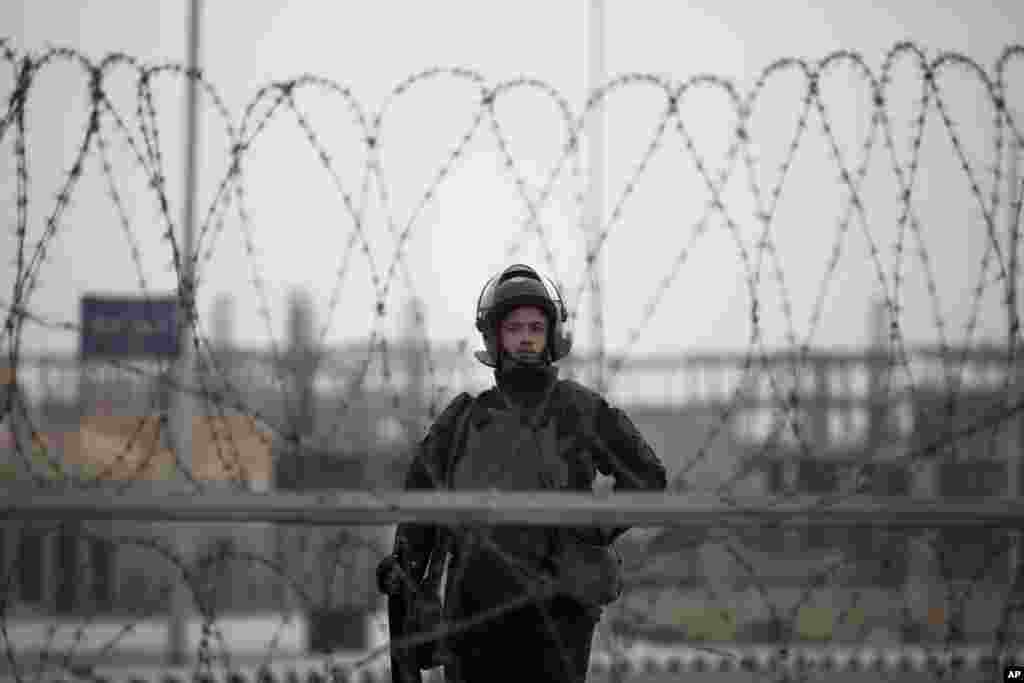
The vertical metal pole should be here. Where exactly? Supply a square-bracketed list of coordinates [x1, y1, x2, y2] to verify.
[586, 0, 607, 393]
[1008, 124, 1023, 613]
[168, 0, 201, 667]
[1010, 130, 1020, 491]
[584, 17, 618, 678]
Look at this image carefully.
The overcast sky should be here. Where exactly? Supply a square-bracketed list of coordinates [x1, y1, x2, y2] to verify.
[2, 1, 1024, 362]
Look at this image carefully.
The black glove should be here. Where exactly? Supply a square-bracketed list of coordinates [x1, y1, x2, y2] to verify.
[376, 555, 408, 596]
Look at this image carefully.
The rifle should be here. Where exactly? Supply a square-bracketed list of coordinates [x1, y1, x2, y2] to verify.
[386, 563, 423, 683]
[386, 540, 450, 683]
[387, 393, 474, 682]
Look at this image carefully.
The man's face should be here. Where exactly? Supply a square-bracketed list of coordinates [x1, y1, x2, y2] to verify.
[499, 306, 548, 357]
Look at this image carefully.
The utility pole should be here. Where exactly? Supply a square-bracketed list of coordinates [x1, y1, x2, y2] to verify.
[586, 0, 607, 393]
[167, 0, 202, 667]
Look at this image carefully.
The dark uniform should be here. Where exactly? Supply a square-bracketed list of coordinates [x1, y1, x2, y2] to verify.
[379, 265, 667, 683]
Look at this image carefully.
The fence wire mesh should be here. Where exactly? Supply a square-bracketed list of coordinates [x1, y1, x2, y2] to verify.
[2, 38, 1024, 682]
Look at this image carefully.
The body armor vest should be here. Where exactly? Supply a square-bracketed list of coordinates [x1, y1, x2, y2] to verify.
[450, 382, 567, 568]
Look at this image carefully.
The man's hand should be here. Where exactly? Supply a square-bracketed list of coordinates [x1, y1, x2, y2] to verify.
[376, 555, 409, 596]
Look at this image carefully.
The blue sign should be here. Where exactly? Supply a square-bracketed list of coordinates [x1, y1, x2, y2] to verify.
[80, 295, 181, 359]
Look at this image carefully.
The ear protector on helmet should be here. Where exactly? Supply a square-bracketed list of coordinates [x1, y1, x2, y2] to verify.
[473, 264, 572, 368]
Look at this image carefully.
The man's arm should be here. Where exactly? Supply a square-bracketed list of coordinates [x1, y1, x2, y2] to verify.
[588, 395, 667, 543]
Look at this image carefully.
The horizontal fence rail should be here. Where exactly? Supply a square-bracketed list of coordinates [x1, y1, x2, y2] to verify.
[7, 491, 1024, 528]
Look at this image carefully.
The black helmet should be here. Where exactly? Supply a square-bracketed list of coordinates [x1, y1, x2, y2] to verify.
[474, 264, 572, 368]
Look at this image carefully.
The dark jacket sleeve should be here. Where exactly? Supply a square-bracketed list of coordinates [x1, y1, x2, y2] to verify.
[586, 393, 667, 543]
[391, 393, 472, 582]
[592, 396, 666, 491]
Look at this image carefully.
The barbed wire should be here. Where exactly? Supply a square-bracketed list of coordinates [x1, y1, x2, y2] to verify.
[2, 38, 1024, 682]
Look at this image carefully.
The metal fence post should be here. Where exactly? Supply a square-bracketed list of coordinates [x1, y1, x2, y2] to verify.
[1007, 124, 1023, 636]
[586, 0, 606, 395]
[167, 0, 202, 667]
